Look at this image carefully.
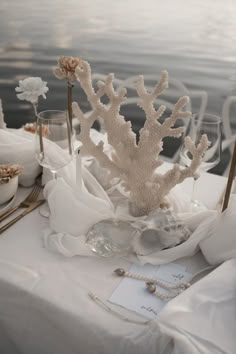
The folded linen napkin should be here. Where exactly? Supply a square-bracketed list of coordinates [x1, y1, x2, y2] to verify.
[199, 194, 236, 265]
[0, 128, 41, 187]
[158, 259, 236, 354]
[44, 176, 114, 236]
[43, 152, 115, 256]
[135, 210, 216, 265]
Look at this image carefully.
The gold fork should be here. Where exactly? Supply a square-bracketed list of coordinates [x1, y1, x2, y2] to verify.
[0, 199, 45, 235]
[0, 184, 42, 223]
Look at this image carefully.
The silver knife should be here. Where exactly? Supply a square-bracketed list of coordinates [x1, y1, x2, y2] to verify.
[0, 199, 45, 235]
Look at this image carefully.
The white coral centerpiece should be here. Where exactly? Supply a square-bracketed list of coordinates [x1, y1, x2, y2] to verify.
[72, 61, 209, 216]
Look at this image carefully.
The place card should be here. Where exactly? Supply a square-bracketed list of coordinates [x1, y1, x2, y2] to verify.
[109, 262, 192, 320]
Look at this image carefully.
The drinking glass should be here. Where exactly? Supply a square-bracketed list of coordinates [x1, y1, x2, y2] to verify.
[179, 113, 222, 209]
[35, 110, 73, 216]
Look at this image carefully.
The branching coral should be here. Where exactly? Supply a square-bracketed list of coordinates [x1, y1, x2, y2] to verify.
[72, 61, 209, 216]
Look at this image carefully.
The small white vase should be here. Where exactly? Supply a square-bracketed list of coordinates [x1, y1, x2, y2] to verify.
[0, 175, 18, 205]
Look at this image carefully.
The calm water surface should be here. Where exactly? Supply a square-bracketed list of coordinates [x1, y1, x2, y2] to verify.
[0, 0, 236, 171]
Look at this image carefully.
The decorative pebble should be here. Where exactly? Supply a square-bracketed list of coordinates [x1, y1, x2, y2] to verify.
[114, 268, 126, 276]
[146, 282, 156, 293]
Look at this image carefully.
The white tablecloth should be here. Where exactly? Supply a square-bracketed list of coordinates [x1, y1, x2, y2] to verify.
[0, 173, 235, 354]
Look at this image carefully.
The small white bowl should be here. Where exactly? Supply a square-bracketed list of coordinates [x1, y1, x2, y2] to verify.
[0, 193, 17, 217]
[0, 175, 19, 205]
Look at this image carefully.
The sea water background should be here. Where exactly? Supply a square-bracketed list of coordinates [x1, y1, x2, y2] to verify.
[0, 0, 236, 172]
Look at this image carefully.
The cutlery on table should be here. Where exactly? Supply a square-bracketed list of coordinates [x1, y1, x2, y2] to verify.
[0, 184, 41, 223]
[0, 199, 45, 235]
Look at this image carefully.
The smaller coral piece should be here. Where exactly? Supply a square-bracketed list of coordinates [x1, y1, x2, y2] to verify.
[53, 56, 84, 82]
[0, 164, 23, 184]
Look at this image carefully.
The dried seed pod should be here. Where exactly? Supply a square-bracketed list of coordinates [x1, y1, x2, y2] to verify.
[0, 164, 23, 184]
[146, 282, 156, 293]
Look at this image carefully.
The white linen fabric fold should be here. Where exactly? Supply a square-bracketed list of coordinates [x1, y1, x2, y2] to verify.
[200, 195, 236, 265]
[45, 176, 114, 236]
[136, 210, 216, 265]
[0, 128, 41, 186]
[158, 258, 236, 354]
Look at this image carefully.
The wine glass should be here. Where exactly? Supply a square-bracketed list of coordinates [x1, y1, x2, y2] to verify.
[179, 113, 222, 209]
[35, 110, 73, 216]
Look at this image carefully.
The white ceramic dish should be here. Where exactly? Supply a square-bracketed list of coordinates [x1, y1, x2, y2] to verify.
[0, 175, 18, 205]
[0, 128, 41, 187]
[0, 193, 17, 217]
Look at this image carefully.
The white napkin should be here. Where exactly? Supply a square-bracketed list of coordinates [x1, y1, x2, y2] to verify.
[135, 188, 236, 265]
[45, 176, 114, 236]
[135, 210, 216, 265]
[199, 194, 236, 265]
[43, 140, 115, 255]
[0, 128, 41, 187]
[158, 259, 236, 354]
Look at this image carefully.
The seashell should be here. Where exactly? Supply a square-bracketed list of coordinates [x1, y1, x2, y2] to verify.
[133, 209, 191, 256]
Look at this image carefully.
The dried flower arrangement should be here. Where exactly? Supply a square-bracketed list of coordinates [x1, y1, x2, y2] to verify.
[53, 56, 83, 131]
[72, 60, 210, 217]
[0, 164, 23, 184]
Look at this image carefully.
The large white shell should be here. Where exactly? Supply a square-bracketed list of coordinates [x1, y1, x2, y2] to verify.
[133, 209, 191, 256]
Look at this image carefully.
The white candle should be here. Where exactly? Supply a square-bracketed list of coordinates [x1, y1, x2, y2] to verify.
[0, 99, 6, 129]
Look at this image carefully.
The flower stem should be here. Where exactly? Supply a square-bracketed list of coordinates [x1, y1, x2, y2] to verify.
[33, 103, 38, 119]
[67, 82, 73, 132]
[33, 102, 43, 155]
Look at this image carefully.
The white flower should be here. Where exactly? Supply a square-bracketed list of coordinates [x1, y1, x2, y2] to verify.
[15, 77, 49, 104]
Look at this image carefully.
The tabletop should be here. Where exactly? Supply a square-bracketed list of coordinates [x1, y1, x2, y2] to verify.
[0, 171, 234, 354]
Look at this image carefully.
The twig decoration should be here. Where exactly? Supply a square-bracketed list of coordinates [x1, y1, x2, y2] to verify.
[222, 142, 236, 212]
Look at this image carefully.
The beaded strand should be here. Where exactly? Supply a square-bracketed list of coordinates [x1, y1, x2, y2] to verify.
[114, 267, 190, 300]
